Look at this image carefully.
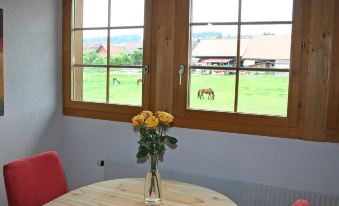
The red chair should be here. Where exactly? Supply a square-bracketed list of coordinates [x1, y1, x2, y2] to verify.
[3, 151, 68, 206]
[292, 199, 310, 206]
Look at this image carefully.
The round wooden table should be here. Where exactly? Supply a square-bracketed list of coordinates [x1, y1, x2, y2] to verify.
[45, 178, 237, 206]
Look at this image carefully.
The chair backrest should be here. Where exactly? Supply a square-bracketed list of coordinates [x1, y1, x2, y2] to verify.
[292, 199, 310, 206]
[3, 151, 68, 206]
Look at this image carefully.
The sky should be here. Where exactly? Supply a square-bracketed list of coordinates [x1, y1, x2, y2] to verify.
[80, 0, 144, 28]
[78, 0, 293, 38]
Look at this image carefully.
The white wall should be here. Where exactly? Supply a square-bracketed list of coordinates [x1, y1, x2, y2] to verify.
[0, 0, 339, 205]
[0, 0, 63, 205]
[63, 117, 339, 196]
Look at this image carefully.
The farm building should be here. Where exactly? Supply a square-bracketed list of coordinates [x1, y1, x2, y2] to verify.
[192, 35, 291, 69]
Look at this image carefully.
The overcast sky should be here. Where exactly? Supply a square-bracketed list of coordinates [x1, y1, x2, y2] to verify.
[80, 0, 293, 38]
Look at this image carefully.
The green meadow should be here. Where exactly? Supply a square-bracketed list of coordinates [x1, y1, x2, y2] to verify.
[81, 69, 289, 116]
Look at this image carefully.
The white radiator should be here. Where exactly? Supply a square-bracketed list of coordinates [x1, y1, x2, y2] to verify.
[104, 160, 339, 206]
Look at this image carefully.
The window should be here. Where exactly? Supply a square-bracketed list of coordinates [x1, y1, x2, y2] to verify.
[63, 0, 152, 120]
[63, 0, 339, 141]
[172, 0, 306, 135]
[188, 0, 293, 116]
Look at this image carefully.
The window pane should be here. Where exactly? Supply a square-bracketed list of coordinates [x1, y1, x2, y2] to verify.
[110, 29, 144, 66]
[75, 0, 109, 28]
[192, 0, 238, 23]
[75, 67, 107, 103]
[109, 68, 142, 106]
[242, 0, 293, 22]
[188, 69, 235, 112]
[110, 0, 145, 26]
[191, 26, 238, 67]
[238, 71, 289, 116]
[240, 25, 292, 69]
[74, 30, 108, 65]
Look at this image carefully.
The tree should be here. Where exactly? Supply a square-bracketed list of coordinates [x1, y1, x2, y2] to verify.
[83, 51, 99, 64]
[83, 50, 143, 66]
[130, 50, 143, 65]
[83, 51, 106, 65]
[110, 51, 132, 65]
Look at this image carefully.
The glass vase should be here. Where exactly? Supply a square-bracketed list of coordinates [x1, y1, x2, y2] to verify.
[144, 154, 161, 205]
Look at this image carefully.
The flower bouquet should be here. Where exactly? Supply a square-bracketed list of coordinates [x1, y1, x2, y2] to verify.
[132, 111, 178, 205]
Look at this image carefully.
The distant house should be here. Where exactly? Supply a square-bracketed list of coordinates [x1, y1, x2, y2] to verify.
[191, 35, 291, 69]
[242, 35, 291, 69]
[192, 39, 250, 66]
[83, 41, 143, 57]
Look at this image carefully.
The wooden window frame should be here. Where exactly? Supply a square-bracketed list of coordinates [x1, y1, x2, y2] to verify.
[62, 0, 338, 142]
[62, 0, 153, 121]
[326, 0, 339, 142]
[172, 0, 308, 138]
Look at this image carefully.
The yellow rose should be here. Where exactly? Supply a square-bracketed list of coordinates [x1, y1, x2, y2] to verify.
[157, 111, 174, 124]
[140, 111, 153, 119]
[145, 116, 159, 129]
[132, 114, 145, 127]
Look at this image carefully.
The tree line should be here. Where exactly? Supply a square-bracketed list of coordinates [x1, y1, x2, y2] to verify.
[83, 50, 143, 65]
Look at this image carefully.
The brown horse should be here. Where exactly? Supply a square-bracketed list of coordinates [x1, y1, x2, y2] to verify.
[198, 88, 215, 100]
[137, 78, 142, 86]
[112, 78, 120, 85]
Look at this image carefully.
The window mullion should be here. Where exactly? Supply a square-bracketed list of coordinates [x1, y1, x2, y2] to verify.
[73, 0, 84, 101]
[106, 0, 111, 103]
[234, 0, 242, 113]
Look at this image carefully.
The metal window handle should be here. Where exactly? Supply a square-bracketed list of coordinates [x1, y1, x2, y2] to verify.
[143, 65, 150, 75]
[179, 64, 185, 85]
[143, 65, 150, 84]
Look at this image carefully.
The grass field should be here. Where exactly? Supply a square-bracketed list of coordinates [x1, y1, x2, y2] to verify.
[81, 68, 142, 105]
[81, 69, 289, 116]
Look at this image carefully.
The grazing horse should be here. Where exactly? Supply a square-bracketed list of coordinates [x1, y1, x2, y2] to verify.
[112, 78, 120, 85]
[137, 78, 142, 86]
[197, 88, 215, 100]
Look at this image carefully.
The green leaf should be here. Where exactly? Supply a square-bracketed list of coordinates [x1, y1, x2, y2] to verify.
[139, 126, 148, 141]
[150, 142, 160, 151]
[139, 127, 147, 138]
[159, 135, 165, 142]
[136, 150, 148, 158]
[139, 146, 148, 152]
[165, 136, 178, 144]
[159, 145, 165, 155]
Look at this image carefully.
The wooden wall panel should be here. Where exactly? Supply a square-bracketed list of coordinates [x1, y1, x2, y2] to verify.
[150, 0, 175, 112]
[326, 0, 339, 141]
[302, 0, 335, 141]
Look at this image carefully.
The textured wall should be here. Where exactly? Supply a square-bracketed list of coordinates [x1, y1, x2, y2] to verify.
[0, 0, 63, 205]
[63, 117, 339, 197]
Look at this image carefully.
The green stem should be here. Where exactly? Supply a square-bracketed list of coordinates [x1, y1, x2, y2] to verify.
[154, 172, 161, 198]
[149, 154, 158, 197]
